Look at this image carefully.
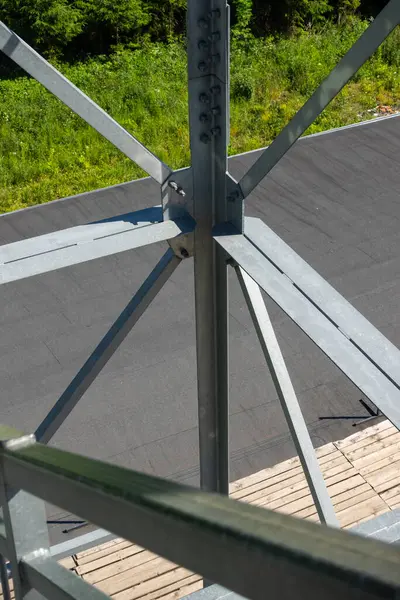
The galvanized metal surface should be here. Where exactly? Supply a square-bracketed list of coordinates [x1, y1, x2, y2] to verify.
[35, 249, 181, 443]
[0, 0, 400, 586]
[0, 216, 193, 285]
[235, 266, 338, 527]
[22, 554, 109, 600]
[0, 436, 49, 599]
[214, 226, 400, 429]
[245, 216, 400, 392]
[49, 529, 114, 561]
[188, 0, 230, 495]
[2, 432, 400, 600]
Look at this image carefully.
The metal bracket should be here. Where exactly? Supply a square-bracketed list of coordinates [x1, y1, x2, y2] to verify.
[168, 231, 194, 259]
[226, 172, 244, 233]
[162, 167, 193, 221]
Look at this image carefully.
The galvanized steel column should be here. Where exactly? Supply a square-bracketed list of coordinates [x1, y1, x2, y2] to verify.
[187, 0, 230, 494]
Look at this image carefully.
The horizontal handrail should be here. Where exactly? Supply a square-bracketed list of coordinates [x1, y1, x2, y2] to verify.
[1, 427, 400, 600]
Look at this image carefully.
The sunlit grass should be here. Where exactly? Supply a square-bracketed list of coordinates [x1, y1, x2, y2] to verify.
[0, 21, 399, 212]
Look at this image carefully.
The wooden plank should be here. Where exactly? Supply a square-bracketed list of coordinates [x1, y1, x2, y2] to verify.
[230, 443, 338, 495]
[331, 483, 373, 506]
[76, 539, 130, 563]
[77, 544, 144, 576]
[136, 577, 201, 600]
[315, 442, 339, 459]
[85, 549, 156, 585]
[325, 467, 360, 489]
[293, 483, 372, 520]
[59, 556, 76, 570]
[112, 568, 197, 600]
[373, 474, 400, 495]
[237, 471, 307, 505]
[366, 463, 400, 491]
[337, 496, 388, 528]
[277, 492, 314, 516]
[381, 484, 400, 501]
[344, 432, 400, 463]
[256, 464, 357, 512]
[335, 420, 394, 450]
[355, 448, 400, 475]
[384, 496, 400, 510]
[344, 426, 399, 455]
[332, 488, 377, 514]
[239, 459, 353, 508]
[230, 456, 301, 494]
[158, 579, 203, 600]
[321, 456, 352, 478]
[267, 474, 365, 517]
[336, 422, 396, 453]
[232, 466, 304, 501]
[343, 507, 389, 530]
[94, 557, 177, 596]
[290, 488, 379, 524]
[351, 442, 400, 471]
[233, 454, 349, 504]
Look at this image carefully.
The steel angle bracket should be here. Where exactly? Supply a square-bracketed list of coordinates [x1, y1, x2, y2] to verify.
[226, 172, 244, 233]
[162, 167, 193, 221]
[0, 214, 195, 285]
[213, 221, 400, 430]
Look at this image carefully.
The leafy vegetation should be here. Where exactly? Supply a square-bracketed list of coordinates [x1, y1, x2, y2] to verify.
[0, 0, 388, 58]
[0, 1, 398, 212]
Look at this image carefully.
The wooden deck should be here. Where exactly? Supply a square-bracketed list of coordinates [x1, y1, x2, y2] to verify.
[3, 419, 400, 600]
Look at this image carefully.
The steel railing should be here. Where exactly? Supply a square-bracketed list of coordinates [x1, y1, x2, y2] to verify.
[1, 424, 400, 600]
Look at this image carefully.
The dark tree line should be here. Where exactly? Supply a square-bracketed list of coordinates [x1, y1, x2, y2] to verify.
[0, 0, 390, 59]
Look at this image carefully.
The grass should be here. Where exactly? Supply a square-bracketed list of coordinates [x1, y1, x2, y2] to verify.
[0, 20, 399, 213]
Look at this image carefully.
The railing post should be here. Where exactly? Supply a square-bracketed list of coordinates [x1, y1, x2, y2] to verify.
[0, 433, 49, 600]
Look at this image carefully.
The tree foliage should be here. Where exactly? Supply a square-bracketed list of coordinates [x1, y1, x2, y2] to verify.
[0, 0, 393, 57]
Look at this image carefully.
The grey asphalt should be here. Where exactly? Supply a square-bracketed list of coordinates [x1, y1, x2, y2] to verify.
[1, 115, 400, 544]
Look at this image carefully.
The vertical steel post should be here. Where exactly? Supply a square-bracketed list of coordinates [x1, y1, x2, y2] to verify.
[0, 434, 49, 600]
[187, 0, 230, 494]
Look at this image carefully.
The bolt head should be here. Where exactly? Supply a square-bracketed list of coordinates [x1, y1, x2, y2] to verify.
[198, 39, 208, 50]
[198, 61, 208, 72]
[199, 113, 209, 123]
[197, 18, 209, 29]
[211, 106, 221, 116]
[200, 133, 211, 144]
[210, 85, 221, 95]
[209, 53, 220, 65]
[211, 126, 221, 137]
[199, 93, 210, 104]
[209, 31, 221, 42]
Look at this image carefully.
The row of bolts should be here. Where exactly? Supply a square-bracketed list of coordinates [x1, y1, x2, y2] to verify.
[169, 7, 239, 204]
